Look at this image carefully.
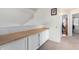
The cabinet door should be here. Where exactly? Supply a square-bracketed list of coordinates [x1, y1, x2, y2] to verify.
[0, 38, 26, 50]
[28, 34, 40, 50]
[40, 30, 49, 46]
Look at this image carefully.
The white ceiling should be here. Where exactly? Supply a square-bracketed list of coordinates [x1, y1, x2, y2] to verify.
[60, 8, 76, 12]
[59, 8, 79, 15]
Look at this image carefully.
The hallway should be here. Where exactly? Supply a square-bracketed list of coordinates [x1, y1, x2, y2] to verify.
[38, 34, 79, 50]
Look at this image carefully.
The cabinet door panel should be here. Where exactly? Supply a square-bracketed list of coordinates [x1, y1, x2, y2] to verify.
[28, 34, 39, 50]
[40, 30, 49, 46]
[0, 38, 26, 50]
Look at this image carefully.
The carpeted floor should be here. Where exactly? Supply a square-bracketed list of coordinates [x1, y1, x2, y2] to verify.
[38, 34, 79, 50]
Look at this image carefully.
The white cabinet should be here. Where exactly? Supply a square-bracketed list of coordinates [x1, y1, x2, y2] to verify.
[0, 38, 26, 50]
[40, 30, 49, 46]
[0, 29, 49, 50]
[28, 34, 40, 50]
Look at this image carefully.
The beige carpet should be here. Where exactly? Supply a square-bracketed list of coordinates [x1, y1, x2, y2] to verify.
[38, 34, 79, 50]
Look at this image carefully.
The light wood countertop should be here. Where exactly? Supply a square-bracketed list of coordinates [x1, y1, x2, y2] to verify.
[0, 28, 48, 45]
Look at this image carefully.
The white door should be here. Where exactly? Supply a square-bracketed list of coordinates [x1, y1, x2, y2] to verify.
[28, 34, 40, 50]
[40, 30, 49, 46]
[0, 38, 26, 50]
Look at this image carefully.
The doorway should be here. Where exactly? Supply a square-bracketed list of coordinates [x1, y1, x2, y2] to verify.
[62, 15, 68, 36]
[72, 13, 79, 35]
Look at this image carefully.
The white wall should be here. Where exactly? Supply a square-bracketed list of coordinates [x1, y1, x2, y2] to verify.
[24, 8, 50, 26]
[68, 13, 72, 36]
[24, 8, 62, 42]
[49, 15, 62, 42]
[0, 8, 62, 42]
